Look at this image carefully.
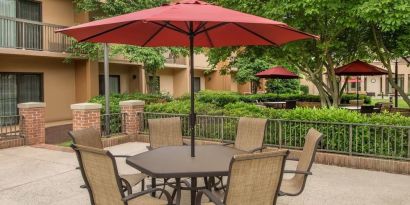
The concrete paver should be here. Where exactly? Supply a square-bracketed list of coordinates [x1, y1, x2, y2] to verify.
[0, 142, 409, 205]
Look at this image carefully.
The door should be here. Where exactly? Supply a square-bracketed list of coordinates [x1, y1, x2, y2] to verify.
[0, 0, 17, 48]
[0, 73, 43, 125]
[194, 77, 201, 93]
[16, 0, 42, 50]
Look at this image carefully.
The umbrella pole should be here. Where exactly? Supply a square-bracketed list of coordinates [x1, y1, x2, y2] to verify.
[104, 43, 110, 135]
[356, 77, 359, 110]
[189, 28, 196, 158]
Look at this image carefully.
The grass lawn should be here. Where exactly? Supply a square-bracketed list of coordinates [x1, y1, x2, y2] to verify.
[58, 140, 72, 147]
[372, 98, 409, 108]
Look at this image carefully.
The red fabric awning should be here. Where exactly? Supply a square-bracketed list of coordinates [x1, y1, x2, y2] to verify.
[255, 66, 299, 79]
[335, 60, 388, 76]
[57, 0, 318, 47]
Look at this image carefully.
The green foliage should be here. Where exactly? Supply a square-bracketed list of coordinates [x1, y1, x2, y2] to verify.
[300, 85, 309, 95]
[266, 79, 300, 94]
[89, 92, 172, 114]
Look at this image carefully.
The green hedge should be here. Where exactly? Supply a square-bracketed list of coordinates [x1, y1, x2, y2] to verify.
[89, 92, 172, 114]
[196, 90, 371, 107]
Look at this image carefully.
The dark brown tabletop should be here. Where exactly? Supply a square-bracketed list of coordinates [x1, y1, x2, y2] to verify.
[126, 145, 245, 178]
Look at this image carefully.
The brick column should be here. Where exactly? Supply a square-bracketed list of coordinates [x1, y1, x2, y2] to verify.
[71, 103, 102, 132]
[18, 102, 46, 145]
[119, 100, 145, 136]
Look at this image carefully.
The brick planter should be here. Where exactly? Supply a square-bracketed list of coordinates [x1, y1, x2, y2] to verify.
[18, 102, 46, 145]
[120, 100, 145, 137]
[71, 103, 102, 132]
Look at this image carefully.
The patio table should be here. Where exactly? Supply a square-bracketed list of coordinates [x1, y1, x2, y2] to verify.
[126, 145, 245, 205]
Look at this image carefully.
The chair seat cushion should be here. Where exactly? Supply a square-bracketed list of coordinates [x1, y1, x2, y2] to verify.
[120, 173, 147, 186]
[128, 195, 169, 205]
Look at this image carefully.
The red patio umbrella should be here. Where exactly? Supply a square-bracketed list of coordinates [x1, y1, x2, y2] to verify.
[57, 0, 318, 159]
[335, 60, 388, 108]
[256, 66, 299, 79]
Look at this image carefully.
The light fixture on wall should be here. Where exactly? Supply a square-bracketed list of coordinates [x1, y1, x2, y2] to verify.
[371, 79, 376, 83]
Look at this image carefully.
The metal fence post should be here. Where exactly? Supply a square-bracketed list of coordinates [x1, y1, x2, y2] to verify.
[221, 117, 224, 142]
[22, 22, 26, 49]
[349, 124, 353, 156]
[408, 129, 410, 158]
[278, 120, 282, 149]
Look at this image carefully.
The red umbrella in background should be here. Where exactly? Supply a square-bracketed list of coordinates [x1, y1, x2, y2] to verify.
[335, 60, 388, 108]
[256, 66, 300, 79]
[57, 0, 318, 159]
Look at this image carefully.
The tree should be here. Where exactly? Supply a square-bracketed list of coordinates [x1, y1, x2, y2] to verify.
[356, 0, 410, 107]
[69, 0, 187, 93]
[266, 79, 300, 94]
[207, 0, 371, 107]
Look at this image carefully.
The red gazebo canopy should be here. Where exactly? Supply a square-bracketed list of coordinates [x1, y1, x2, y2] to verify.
[255, 66, 299, 79]
[334, 60, 388, 76]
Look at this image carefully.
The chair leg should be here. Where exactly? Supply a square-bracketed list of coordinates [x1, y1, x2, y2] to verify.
[141, 179, 145, 191]
[80, 184, 87, 189]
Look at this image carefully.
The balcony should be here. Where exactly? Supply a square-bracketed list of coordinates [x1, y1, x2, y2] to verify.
[0, 16, 72, 53]
[165, 53, 187, 65]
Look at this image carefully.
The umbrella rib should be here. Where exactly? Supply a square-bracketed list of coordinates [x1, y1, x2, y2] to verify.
[143, 22, 169, 46]
[195, 22, 229, 35]
[153, 22, 189, 35]
[194, 22, 207, 33]
[79, 21, 136, 42]
[203, 26, 214, 47]
[232, 23, 279, 46]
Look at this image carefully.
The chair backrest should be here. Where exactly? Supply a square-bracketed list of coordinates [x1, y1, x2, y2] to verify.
[148, 117, 183, 149]
[68, 128, 103, 149]
[234, 117, 267, 152]
[73, 144, 125, 205]
[224, 150, 288, 205]
[374, 102, 383, 109]
[360, 105, 375, 114]
[285, 100, 297, 109]
[293, 128, 323, 193]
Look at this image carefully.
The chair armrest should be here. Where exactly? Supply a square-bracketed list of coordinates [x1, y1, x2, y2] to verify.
[222, 142, 234, 146]
[283, 170, 312, 175]
[146, 146, 153, 151]
[113, 155, 131, 158]
[122, 188, 172, 204]
[286, 157, 299, 161]
[249, 146, 266, 153]
[195, 189, 224, 205]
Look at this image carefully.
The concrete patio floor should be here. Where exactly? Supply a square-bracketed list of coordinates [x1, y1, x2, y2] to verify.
[0, 142, 409, 205]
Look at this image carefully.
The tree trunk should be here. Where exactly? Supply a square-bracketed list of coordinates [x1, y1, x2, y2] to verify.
[251, 81, 258, 94]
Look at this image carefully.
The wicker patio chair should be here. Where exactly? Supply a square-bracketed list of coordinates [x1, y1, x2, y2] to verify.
[69, 128, 146, 191]
[72, 144, 172, 205]
[279, 128, 323, 196]
[148, 117, 184, 150]
[196, 150, 288, 205]
[224, 117, 268, 153]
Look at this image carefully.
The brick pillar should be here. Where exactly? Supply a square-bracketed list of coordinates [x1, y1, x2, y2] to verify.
[119, 100, 145, 136]
[18, 102, 46, 145]
[71, 103, 102, 132]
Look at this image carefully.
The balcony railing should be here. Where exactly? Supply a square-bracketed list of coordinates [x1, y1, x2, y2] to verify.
[165, 55, 186, 65]
[0, 16, 72, 53]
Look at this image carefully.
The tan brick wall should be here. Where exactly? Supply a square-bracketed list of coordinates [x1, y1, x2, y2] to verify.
[18, 103, 46, 145]
[71, 103, 102, 133]
[119, 100, 145, 136]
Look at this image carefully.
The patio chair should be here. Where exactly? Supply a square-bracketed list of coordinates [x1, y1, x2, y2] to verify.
[196, 150, 288, 205]
[360, 105, 375, 114]
[69, 128, 146, 191]
[72, 144, 172, 205]
[224, 117, 268, 153]
[279, 128, 323, 196]
[148, 117, 184, 150]
[285, 100, 297, 109]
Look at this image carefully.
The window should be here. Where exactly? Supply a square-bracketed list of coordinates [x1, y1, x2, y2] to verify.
[194, 77, 201, 93]
[0, 72, 43, 124]
[99, 75, 120, 95]
[148, 76, 160, 94]
[386, 74, 404, 94]
[0, 0, 42, 49]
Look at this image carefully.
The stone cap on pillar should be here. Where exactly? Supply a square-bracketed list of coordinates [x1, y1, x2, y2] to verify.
[71, 103, 102, 110]
[17, 102, 46, 108]
[119, 100, 145, 106]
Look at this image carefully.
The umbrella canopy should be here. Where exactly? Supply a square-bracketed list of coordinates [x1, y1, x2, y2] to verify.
[57, 0, 317, 158]
[255, 66, 299, 79]
[334, 60, 388, 76]
[58, 0, 317, 47]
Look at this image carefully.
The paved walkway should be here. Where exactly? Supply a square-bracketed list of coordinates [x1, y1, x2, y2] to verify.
[0, 142, 409, 205]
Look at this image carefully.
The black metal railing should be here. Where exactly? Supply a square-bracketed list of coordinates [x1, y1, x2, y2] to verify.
[0, 115, 23, 140]
[101, 113, 126, 137]
[0, 16, 72, 52]
[137, 112, 410, 161]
